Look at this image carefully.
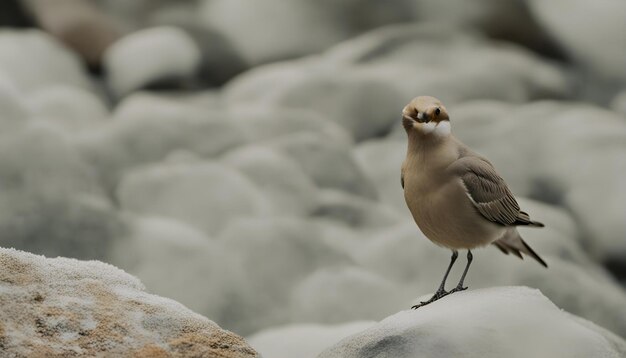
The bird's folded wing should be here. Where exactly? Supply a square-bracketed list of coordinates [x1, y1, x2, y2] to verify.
[450, 156, 520, 226]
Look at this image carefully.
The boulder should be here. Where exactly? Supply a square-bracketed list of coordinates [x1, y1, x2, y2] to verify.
[0, 247, 258, 357]
[319, 286, 626, 358]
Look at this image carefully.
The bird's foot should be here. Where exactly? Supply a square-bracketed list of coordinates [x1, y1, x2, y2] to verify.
[448, 285, 468, 294]
[411, 289, 449, 309]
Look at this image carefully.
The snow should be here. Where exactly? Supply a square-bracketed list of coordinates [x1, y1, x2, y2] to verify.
[319, 286, 626, 358]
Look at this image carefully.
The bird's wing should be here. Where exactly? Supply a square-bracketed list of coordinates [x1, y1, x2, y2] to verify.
[449, 156, 520, 226]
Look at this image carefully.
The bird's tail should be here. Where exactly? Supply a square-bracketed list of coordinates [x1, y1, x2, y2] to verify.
[513, 211, 545, 228]
[492, 228, 548, 268]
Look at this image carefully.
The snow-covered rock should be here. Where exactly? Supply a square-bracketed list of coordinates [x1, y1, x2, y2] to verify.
[319, 286, 626, 358]
[0, 247, 258, 357]
[528, 0, 626, 81]
[0, 29, 93, 93]
[118, 160, 271, 236]
[104, 26, 202, 97]
[248, 321, 375, 358]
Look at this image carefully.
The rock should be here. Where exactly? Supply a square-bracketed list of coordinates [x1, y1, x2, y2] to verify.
[228, 107, 353, 146]
[409, 0, 560, 56]
[117, 160, 271, 236]
[353, 138, 409, 214]
[319, 286, 626, 358]
[452, 100, 626, 262]
[24, 0, 121, 67]
[610, 90, 626, 118]
[0, 123, 123, 260]
[110, 216, 249, 329]
[27, 85, 109, 132]
[0, 29, 93, 93]
[217, 217, 351, 335]
[104, 26, 202, 97]
[221, 145, 318, 217]
[289, 266, 410, 325]
[226, 64, 405, 141]
[75, 93, 247, 192]
[0, 247, 259, 357]
[267, 132, 378, 199]
[0, 74, 30, 133]
[311, 189, 401, 229]
[248, 321, 375, 358]
[528, 0, 626, 81]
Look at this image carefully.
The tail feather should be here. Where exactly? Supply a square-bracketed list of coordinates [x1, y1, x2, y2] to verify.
[514, 211, 545, 227]
[492, 229, 548, 268]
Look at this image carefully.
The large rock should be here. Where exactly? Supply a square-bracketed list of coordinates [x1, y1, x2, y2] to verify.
[118, 160, 271, 236]
[0, 74, 30, 133]
[528, 0, 626, 82]
[0, 29, 93, 93]
[319, 287, 626, 358]
[0, 247, 258, 357]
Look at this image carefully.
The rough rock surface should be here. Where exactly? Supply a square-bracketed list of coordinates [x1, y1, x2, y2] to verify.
[319, 286, 626, 358]
[0, 247, 258, 357]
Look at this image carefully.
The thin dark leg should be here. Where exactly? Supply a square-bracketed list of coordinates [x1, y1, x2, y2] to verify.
[450, 250, 473, 294]
[412, 250, 458, 309]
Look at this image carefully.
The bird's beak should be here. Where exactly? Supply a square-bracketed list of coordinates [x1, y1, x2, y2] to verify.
[416, 112, 426, 123]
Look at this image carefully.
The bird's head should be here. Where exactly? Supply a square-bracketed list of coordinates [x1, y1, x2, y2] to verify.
[402, 96, 451, 138]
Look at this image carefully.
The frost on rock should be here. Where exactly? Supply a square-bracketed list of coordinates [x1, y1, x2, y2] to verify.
[319, 286, 626, 358]
[0, 247, 258, 357]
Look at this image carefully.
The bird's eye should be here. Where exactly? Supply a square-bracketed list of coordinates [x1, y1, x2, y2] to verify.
[435, 108, 441, 116]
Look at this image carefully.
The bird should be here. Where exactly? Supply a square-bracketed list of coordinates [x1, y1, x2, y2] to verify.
[400, 96, 547, 309]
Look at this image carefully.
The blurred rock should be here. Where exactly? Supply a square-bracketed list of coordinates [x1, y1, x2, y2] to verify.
[0, 0, 34, 28]
[319, 287, 626, 358]
[75, 94, 247, 192]
[27, 85, 109, 132]
[229, 107, 353, 146]
[452, 101, 626, 262]
[268, 132, 378, 199]
[24, 0, 121, 68]
[0, 29, 93, 93]
[0, 247, 259, 357]
[610, 90, 626, 118]
[110, 216, 249, 329]
[218, 217, 351, 335]
[290, 266, 410, 325]
[118, 160, 271, 236]
[248, 321, 375, 358]
[312, 189, 401, 229]
[528, 0, 626, 82]
[0, 123, 123, 260]
[199, 0, 412, 65]
[221, 145, 318, 217]
[225, 63, 405, 141]
[104, 26, 202, 97]
[409, 0, 562, 57]
[0, 74, 30, 133]
[353, 138, 408, 213]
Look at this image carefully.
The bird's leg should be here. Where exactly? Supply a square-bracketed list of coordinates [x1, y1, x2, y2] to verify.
[412, 250, 458, 309]
[449, 250, 473, 294]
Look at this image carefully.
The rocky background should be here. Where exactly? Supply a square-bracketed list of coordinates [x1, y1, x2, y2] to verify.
[0, 0, 625, 356]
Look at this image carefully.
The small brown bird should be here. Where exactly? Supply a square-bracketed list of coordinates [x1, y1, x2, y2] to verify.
[401, 96, 547, 309]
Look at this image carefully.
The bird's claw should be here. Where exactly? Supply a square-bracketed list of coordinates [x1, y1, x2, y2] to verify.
[411, 289, 449, 309]
[449, 285, 468, 294]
